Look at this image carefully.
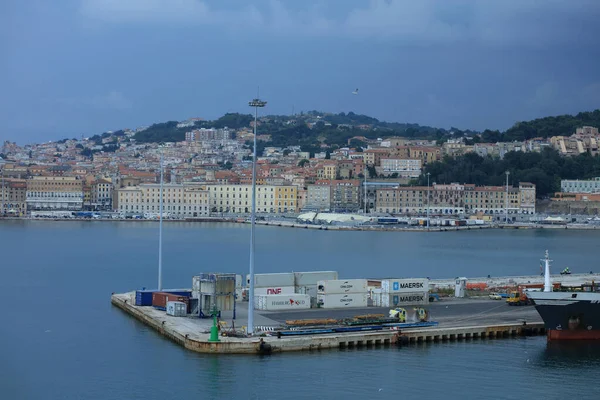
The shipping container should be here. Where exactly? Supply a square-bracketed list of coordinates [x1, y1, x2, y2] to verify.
[295, 285, 318, 298]
[294, 271, 338, 286]
[135, 290, 157, 306]
[235, 274, 243, 288]
[254, 294, 311, 311]
[381, 278, 429, 294]
[166, 301, 187, 317]
[247, 273, 295, 288]
[317, 279, 368, 294]
[152, 292, 190, 310]
[163, 289, 192, 297]
[317, 293, 368, 308]
[254, 286, 296, 296]
[377, 292, 429, 307]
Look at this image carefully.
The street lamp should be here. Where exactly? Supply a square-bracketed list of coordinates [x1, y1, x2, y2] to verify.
[426, 172, 430, 229]
[247, 96, 267, 336]
[505, 171, 510, 224]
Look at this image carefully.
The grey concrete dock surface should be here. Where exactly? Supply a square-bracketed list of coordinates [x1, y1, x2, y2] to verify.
[112, 293, 544, 355]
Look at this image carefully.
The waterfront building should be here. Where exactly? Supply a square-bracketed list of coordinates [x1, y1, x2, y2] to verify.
[380, 158, 421, 177]
[115, 183, 210, 217]
[26, 176, 84, 211]
[203, 183, 296, 214]
[91, 179, 113, 210]
[375, 183, 536, 216]
[1, 178, 27, 216]
[306, 180, 361, 212]
[561, 177, 600, 194]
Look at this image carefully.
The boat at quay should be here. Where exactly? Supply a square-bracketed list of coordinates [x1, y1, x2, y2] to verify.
[527, 251, 600, 340]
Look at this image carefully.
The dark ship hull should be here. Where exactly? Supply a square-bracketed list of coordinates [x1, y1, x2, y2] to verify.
[527, 291, 600, 340]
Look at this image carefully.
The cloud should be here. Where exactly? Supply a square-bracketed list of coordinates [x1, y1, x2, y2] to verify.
[78, 0, 600, 45]
[54, 91, 132, 110]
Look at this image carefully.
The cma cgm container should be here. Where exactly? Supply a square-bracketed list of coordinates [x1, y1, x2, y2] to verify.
[152, 292, 190, 311]
[317, 279, 368, 294]
[254, 294, 311, 311]
[294, 271, 338, 286]
[378, 292, 429, 307]
[135, 290, 157, 306]
[317, 293, 368, 308]
[254, 286, 296, 296]
[381, 278, 429, 294]
[247, 273, 295, 288]
[166, 301, 187, 317]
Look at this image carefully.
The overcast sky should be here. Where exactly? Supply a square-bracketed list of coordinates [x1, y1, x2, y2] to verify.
[2, 0, 600, 144]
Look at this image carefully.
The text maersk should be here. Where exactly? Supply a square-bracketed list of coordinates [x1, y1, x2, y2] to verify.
[399, 282, 424, 289]
[398, 295, 425, 302]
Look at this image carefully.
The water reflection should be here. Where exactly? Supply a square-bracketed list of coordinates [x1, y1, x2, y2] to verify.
[537, 341, 600, 368]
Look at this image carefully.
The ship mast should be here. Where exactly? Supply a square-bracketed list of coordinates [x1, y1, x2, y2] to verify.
[542, 250, 552, 292]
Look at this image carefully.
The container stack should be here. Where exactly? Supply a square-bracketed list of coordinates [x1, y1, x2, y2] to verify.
[152, 292, 190, 311]
[254, 294, 311, 311]
[376, 278, 430, 307]
[316, 279, 369, 308]
[249, 273, 296, 296]
[294, 271, 338, 303]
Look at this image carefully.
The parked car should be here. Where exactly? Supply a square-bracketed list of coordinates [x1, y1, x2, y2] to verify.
[489, 293, 502, 300]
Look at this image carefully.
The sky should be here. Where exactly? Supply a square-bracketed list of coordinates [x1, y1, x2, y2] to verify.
[2, 0, 600, 144]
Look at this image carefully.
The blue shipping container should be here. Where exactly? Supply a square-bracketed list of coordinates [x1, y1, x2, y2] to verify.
[163, 290, 192, 297]
[135, 290, 157, 306]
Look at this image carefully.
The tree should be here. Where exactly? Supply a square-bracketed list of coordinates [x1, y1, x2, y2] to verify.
[298, 159, 309, 167]
[325, 151, 331, 159]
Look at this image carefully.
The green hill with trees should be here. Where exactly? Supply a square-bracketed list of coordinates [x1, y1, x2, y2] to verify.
[417, 148, 600, 198]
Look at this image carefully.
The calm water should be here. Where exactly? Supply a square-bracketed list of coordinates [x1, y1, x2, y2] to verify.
[2, 220, 600, 400]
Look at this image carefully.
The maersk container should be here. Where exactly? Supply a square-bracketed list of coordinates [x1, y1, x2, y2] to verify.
[135, 290, 157, 306]
[166, 301, 187, 317]
[317, 293, 368, 308]
[380, 292, 429, 307]
[254, 294, 311, 311]
[317, 279, 368, 294]
[294, 271, 338, 286]
[381, 278, 429, 294]
[254, 286, 295, 296]
[247, 273, 295, 288]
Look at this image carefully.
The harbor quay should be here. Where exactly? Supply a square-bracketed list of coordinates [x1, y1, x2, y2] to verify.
[111, 293, 545, 355]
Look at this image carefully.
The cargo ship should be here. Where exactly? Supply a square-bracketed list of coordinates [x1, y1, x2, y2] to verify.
[526, 251, 600, 340]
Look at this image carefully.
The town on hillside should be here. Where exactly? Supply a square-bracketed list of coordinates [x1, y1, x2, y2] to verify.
[2, 111, 600, 223]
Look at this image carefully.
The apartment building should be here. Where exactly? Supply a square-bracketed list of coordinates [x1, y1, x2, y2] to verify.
[376, 183, 536, 216]
[204, 184, 296, 214]
[91, 179, 113, 210]
[26, 176, 84, 211]
[380, 158, 422, 177]
[561, 177, 600, 193]
[306, 180, 361, 212]
[1, 178, 27, 215]
[116, 183, 210, 217]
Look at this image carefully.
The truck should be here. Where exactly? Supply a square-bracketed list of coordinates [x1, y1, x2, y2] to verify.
[388, 307, 429, 322]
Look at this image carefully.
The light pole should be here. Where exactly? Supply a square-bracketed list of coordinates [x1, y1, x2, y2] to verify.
[247, 96, 267, 336]
[158, 150, 164, 291]
[426, 172, 430, 229]
[363, 166, 367, 214]
[505, 170, 510, 224]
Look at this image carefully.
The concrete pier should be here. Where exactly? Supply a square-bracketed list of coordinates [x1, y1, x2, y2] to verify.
[112, 293, 546, 355]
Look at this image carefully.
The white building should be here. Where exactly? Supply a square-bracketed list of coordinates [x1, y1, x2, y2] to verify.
[116, 184, 210, 217]
[561, 177, 600, 193]
[380, 158, 422, 177]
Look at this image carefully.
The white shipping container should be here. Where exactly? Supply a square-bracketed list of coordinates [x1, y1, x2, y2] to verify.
[380, 292, 429, 307]
[254, 286, 296, 296]
[166, 301, 187, 317]
[317, 279, 368, 294]
[247, 273, 295, 288]
[381, 278, 429, 294]
[295, 285, 318, 298]
[254, 294, 311, 311]
[236, 274, 243, 288]
[294, 271, 339, 286]
[317, 293, 368, 308]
